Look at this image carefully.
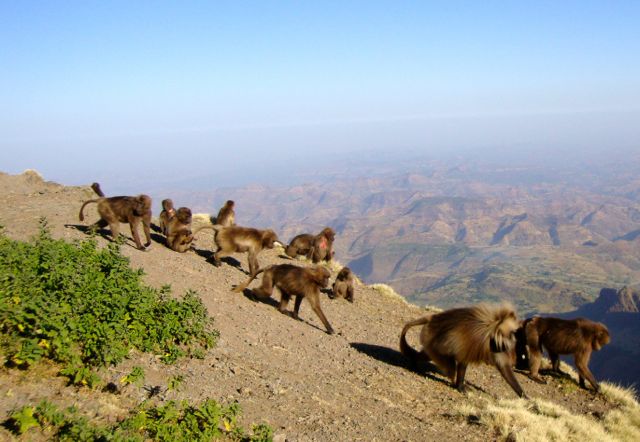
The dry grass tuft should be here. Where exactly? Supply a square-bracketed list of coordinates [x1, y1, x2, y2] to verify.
[459, 383, 640, 442]
[369, 283, 409, 304]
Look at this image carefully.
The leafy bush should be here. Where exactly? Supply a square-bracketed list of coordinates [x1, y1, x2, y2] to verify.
[0, 220, 218, 380]
[5, 399, 273, 441]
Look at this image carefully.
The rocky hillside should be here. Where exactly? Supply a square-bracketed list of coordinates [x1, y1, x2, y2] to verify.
[0, 170, 635, 441]
[152, 155, 640, 317]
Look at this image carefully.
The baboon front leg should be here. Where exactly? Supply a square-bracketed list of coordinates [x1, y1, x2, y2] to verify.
[454, 362, 468, 393]
[252, 273, 274, 298]
[248, 252, 260, 277]
[307, 294, 334, 334]
[128, 220, 145, 250]
[293, 295, 304, 320]
[575, 351, 599, 391]
[278, 291, 292, 314]
[527, 347, 546, 384]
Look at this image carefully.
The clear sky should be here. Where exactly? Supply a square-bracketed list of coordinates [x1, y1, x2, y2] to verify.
[1, 1, 639, 190]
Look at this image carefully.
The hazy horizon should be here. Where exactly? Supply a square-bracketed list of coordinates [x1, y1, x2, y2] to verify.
[1, 2, 639, 193]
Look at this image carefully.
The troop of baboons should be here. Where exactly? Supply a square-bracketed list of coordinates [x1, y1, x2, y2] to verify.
[77, 183, 612, 399]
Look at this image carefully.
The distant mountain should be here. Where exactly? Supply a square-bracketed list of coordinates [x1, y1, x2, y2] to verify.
[148, 155, 640, 316]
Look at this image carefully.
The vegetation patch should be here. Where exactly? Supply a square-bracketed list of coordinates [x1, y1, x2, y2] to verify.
[0, 220, 218, 383]
[5, 399, 273, 441]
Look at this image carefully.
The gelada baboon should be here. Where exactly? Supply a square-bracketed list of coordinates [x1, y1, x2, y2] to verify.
[521, 316, 610, 392]
[159, 199, 176, 235]
[233, 264, 334, 334]
[400, 303, 526, 398]
[79, 194, 152, 250]
[165, 207, 195, 253]
[203, 225, 280, 276]
[331, 266, 355, 302]
[285, 227, 335, 263]
[215, 200, 235, 227]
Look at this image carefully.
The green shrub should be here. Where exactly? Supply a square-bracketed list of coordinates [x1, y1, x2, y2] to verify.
[5, 399, 273, 441]
[0, 220, 218, 381]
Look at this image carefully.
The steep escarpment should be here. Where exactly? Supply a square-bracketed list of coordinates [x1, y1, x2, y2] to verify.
[0, 171, 635, 441]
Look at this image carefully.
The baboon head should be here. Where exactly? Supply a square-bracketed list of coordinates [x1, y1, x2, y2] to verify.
[309, 266, 331, 287]
[336, 267, 352, 281]
[262, 229, 279, 248]
[321, 227, 336, 242]
[176, 207, 192, 224]
[593, 324, 610, 350]
[490, 310, 519, 353]
[133, 195, 152, 216]
[161, 198, 174, 211]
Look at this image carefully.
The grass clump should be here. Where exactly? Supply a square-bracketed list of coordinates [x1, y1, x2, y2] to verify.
[5, 399, 273, 441]
[0, 220, 218, 383]
[458, 384, 640, 442]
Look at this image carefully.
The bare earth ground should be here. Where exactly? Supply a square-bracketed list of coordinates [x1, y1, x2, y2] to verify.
[0, 171, 615, 441]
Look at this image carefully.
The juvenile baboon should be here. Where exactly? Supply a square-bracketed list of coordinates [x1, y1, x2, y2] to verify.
[215, 200, 235, 227]
[165, 207, 194, 253]
[91, 182, 105, 197]
[285, 227, 335, 263]
[331, 267, 355, 302]
[521, 316, 610, 392]
[233, 264, 334, 334]
[204, 225, 280, 276]
[79, 194, 152, 250]
[159, 199, 176, 235]
[400, 303, 526, 398]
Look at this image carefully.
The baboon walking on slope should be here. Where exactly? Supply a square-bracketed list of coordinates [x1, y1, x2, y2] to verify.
[400, 303, 526, 398]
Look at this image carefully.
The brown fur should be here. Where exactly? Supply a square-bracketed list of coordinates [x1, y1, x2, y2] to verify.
[159, 199, 176, 235]
[521, 316, 610, 391]
[331, 267, 355, 302]
[79, 194, 152, 250]
[215, 200, 235, 227]
[205, 225, 280, 276]
[91, 182, 105, 197]
[285, 227, 335, 263]
[165, 207, 194, 253]
[234, 264, 334, 334]
[400, 303, 526, 397]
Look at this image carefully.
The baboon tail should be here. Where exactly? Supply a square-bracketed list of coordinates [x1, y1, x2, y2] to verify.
[78, 199, 99, 222]
[231, 266, 268, 293]
[91, 182, 105, 197]
[399, 315, 433, 363]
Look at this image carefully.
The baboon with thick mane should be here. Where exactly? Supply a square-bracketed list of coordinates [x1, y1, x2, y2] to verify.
[165, 207, 195, 253]
[158, 199, 176, 235]
[215, 200, 235, 227]
[233, 264, 334, 334]
[204, 225, 280, 276]
[520, 316, 610, 392]
[400, 303, 526, 397]
[285, 227, 335, 263]
[79, 194, 152, 251]
[331, 266, 355, 302]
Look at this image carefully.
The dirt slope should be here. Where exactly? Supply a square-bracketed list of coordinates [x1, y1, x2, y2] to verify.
[0, 171, 614, 441]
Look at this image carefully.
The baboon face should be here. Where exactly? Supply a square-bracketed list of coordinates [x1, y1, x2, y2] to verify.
[594, 326, 610, 350]
[161, 199, 174, 211]
[491, 311, 518, 353]
[308, 266, 331, 287]
[175, 207, 192, 224]
[322, 227, 335, 242]
[336, 267, 352, 281]
[133, 195, 152, 216]
[262, 230, 278, 248]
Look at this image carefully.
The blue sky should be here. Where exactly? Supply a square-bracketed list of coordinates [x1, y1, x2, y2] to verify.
[1, 1, 639, 189]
